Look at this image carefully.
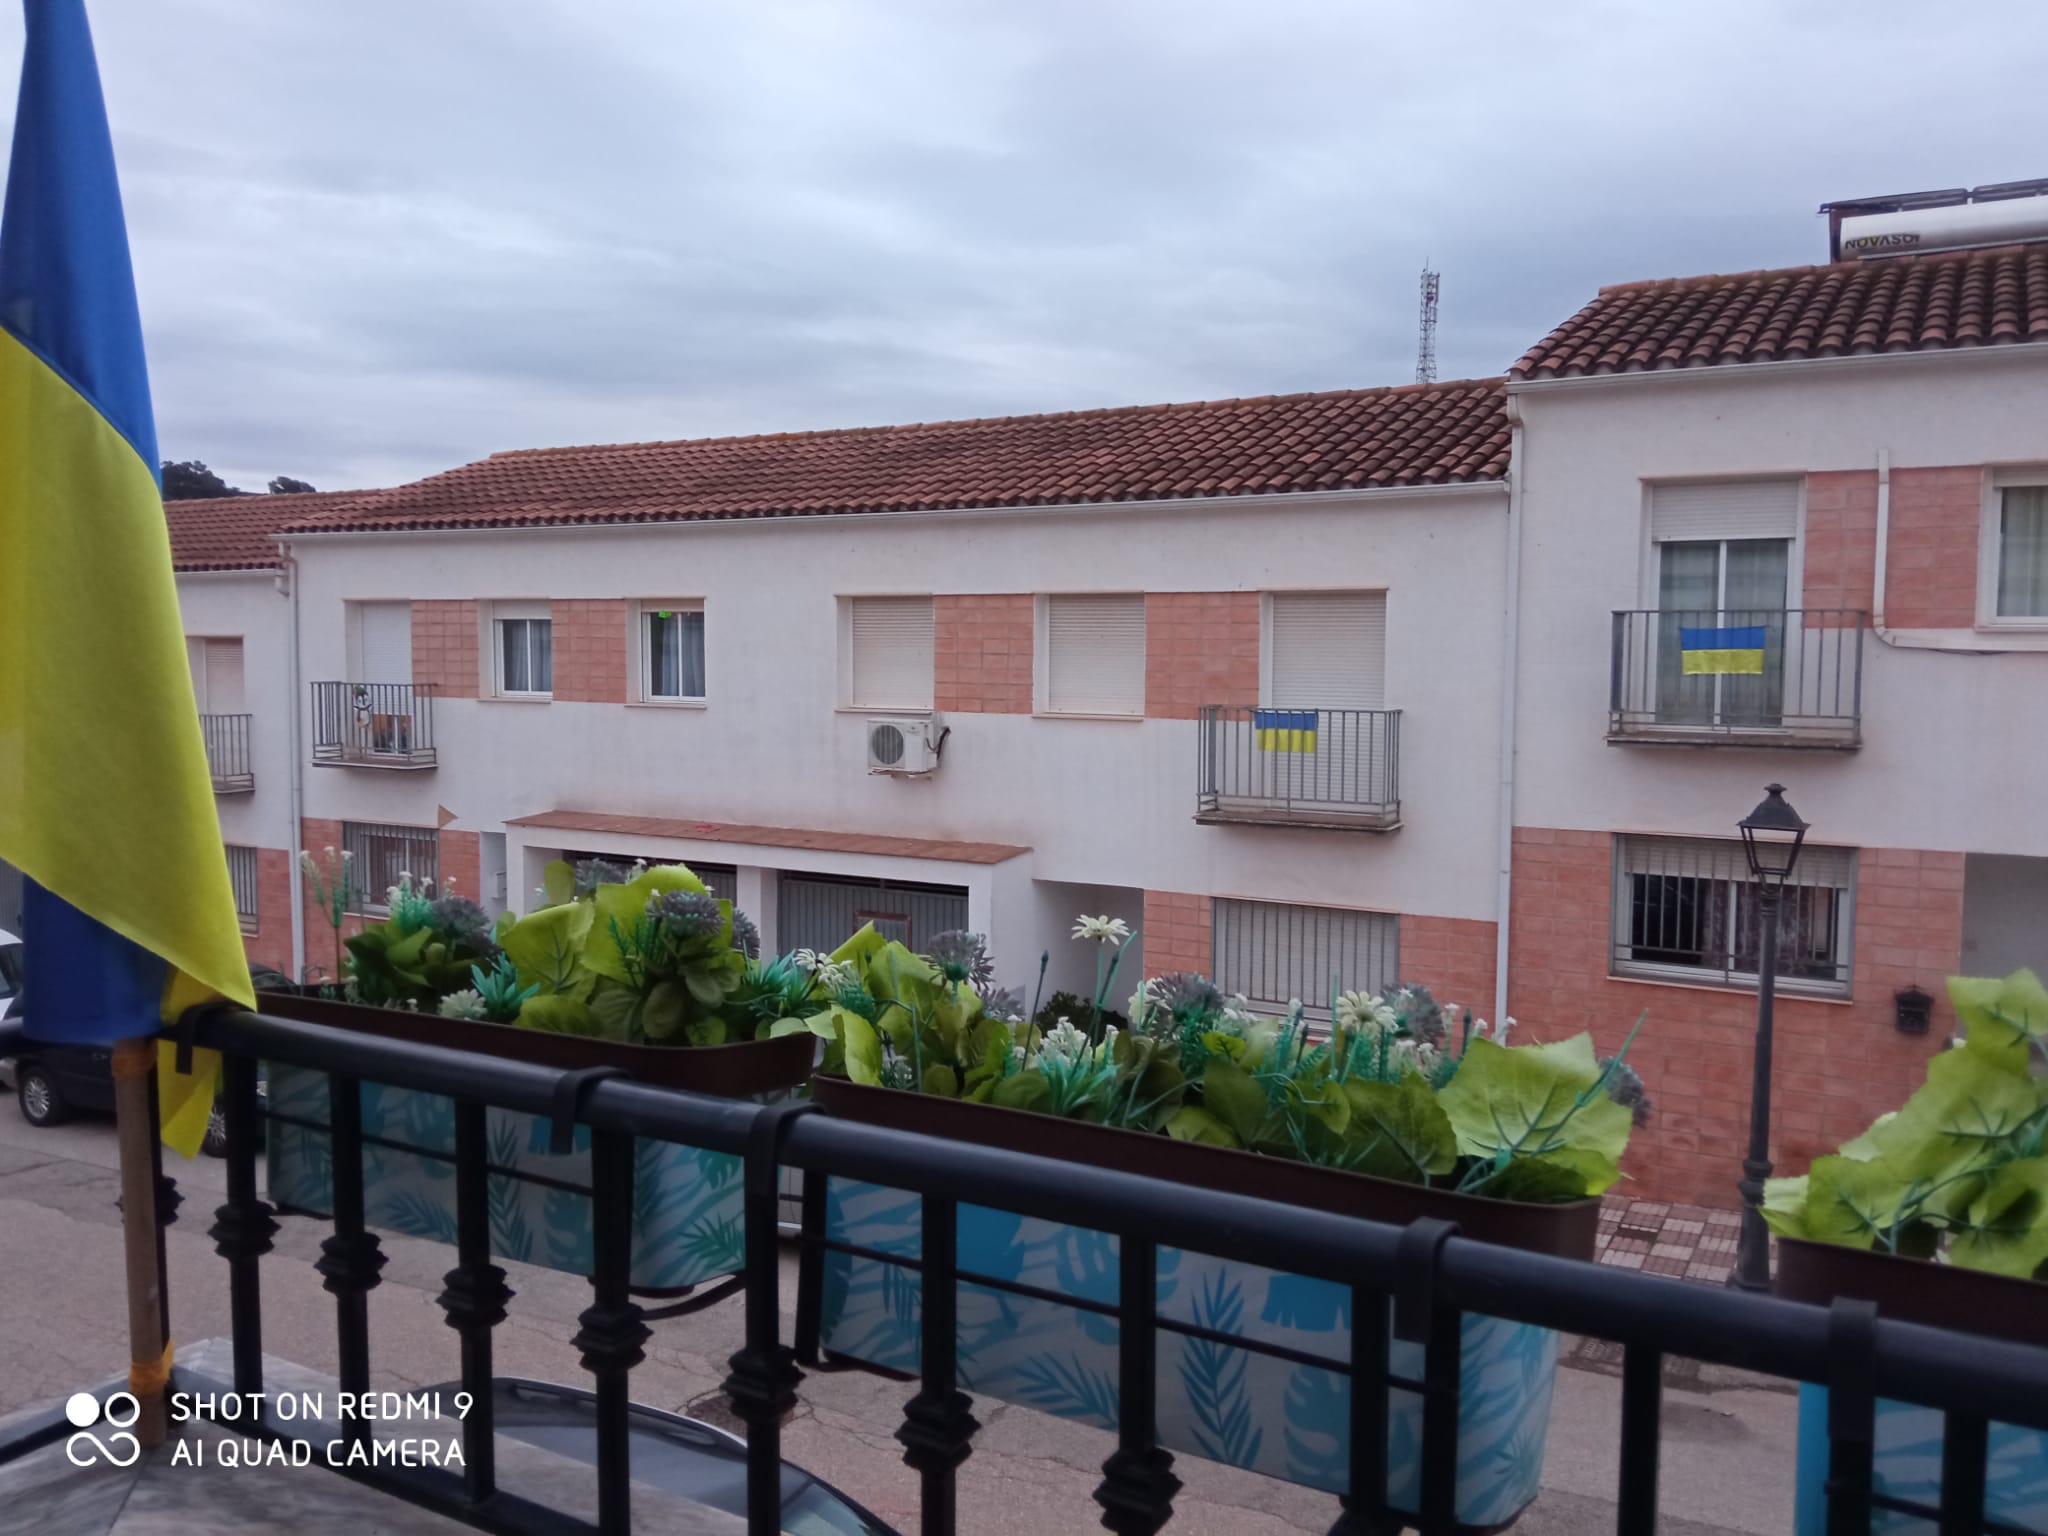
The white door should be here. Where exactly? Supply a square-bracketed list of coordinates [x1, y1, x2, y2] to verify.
[1264, 592, 1389, 809]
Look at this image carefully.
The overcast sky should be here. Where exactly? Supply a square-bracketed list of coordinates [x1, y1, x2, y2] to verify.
[4, 1, 2043, 492]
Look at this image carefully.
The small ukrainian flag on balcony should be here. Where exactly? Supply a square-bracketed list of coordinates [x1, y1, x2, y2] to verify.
[1254, 709, 1319, 752]
[1679, 625, 1768, 675]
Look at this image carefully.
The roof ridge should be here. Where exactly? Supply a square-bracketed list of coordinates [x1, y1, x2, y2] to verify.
[1593, 242, 2048, 297]
[480, 376, 1508, 461]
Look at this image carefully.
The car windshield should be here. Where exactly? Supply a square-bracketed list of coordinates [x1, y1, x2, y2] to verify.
[0, 944, 20, 1000]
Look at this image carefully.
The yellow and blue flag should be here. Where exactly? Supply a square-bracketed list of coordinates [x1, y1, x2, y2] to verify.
[1, 0, 252, 1145]
[1678, 625, 1767, 676]
[1254, 709, 1318, 752]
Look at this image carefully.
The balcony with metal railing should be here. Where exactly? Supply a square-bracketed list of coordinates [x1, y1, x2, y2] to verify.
[311, 682, 438, 769]
[1197, 706, 1401, 831]
[1609, 608, 1865, 749]
[201, 712, 254, 792]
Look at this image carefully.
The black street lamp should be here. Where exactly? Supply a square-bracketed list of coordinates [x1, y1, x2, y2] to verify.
[1732, 782, 1808, 1292]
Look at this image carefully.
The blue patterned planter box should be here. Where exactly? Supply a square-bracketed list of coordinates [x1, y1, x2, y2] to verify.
[1794, 1387, 2048, 1534]
[815, 1180, 1560, 1527]
[803, 1083, 1594, 1530]
[267, 1063, 753, 1289]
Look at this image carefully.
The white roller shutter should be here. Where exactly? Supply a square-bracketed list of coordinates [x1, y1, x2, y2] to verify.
[356, 602, 414, 684]
[204, 639, 245, 713]
[1268, 592, 1385, 708]
[1045, 594, 1144, 714]
[1649, 481, 1800, 543]
[848, 596, 934, 709]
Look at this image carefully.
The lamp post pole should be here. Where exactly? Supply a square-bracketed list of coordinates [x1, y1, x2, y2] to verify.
[1733, 879, 1781, 1292]
[1732, 782, 1807, 1294]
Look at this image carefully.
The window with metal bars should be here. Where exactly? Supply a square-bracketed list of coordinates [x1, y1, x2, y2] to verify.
[1611, 834, 1854, 993]
[225, 844, 259, 933]
[342, 822, 441, 915]
[1210, 898, 1399, 1018]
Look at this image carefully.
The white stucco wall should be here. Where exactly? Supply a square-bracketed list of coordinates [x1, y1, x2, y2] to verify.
[286, 487, 1511, 971]
[1510, 352, 2048, 855]
[175, 569, 297, 861]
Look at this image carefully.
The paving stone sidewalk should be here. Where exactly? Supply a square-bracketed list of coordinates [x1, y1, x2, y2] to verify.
[1594, 1194, 1744, 1284]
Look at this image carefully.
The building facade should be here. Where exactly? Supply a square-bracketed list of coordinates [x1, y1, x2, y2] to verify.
[164, 225, 2048, 1208]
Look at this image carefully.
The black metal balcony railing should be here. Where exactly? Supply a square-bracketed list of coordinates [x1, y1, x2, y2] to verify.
[1610, 608, 1866, 749]
[1, 1004, 2038, 1536]
[310, 681, 437, 769]
[1196, 706, 1402, 831]
[201, 712, 254, 792]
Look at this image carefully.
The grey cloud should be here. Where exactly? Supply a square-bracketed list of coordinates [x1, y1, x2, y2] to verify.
[3, 0, 2043, 490]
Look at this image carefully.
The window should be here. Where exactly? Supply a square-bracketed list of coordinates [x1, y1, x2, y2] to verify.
[225, 844, 259, 933]
[342, 822, 440, 915]
[639, 603, 706, 701]
[1995, 484, 2048, 619]
[1042, 594, 1144, 714]
[186, 637, 245, 714]
[1648, 481, 1798, 725]
[1211, 898, 1399, 1019]
[845, 596, 934, 709]
[1266, 592, 1386, 708]
[1612, 835, 1854, 994]
[493, 604, 552, 696]
[350, 601, 414, 684]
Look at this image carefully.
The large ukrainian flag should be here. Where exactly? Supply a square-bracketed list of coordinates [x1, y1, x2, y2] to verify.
[0, 1, 252, 1143]
[1678, 624, 1767, 676]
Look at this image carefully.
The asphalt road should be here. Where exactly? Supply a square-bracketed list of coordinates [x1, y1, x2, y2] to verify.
[0, 1096, 1798, 1534]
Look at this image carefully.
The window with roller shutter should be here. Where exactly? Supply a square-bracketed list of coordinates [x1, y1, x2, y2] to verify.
[1041, 594, 1144, 715]
[1266, 592, 1387, 708]
[845, 596, 934, 709]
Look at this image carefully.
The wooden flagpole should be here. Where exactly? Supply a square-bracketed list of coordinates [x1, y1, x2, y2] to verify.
[110, 1038, 170, 1448]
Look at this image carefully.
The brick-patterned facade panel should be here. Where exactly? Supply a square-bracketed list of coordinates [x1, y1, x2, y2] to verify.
[1884, 465, 1984, 630]
[1506, 827, 1962, 1210]
[439, 828, 483, 906]
[240, 846, 296, 979]
[1143, 890, 1213, 977]
[1144, 592, 1259, 720]
[1801, 470, 1878, 619]
[1397, 914, 1499, 1019]
[412, 599, 480, 698]
[935, 594, 1033, 714]
[552, 599, 628, 703]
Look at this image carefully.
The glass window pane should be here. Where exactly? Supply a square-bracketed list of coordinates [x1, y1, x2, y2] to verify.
[679, 611, 706, 697]
[647, 612, 679, 697]
[1999, 487, 2048, 617]
[532, 619, 552, 693]
[500, 620, 528, 693]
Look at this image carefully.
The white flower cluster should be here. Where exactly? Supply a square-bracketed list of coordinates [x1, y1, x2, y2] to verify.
[1334, 990, 1398, 1039]
[1035, 1016, 1095, 1066]
[298, 844, 354, 878]
[437, 989, 488, 1020]
[1071, 914, 1131, 947]
[788, 949, 859, 991]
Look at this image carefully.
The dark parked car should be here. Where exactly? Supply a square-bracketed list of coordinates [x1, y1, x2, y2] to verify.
[10, 965, 289, 1154]
[460, 1377, 898, 1534]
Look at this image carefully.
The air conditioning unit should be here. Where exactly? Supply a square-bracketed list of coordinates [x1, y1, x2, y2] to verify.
[866, 715, 945, 776]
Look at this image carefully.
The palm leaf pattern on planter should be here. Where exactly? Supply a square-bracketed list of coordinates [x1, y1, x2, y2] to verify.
[1176, 1270, 1262, 1469]
[1007, 1352, 1119, 1430]
[486, 1116, 535, 1263]
[544, 1185, 592, 1271]
[1281, 1361, 1347, 1488]
[373, 1187, 462, 1246]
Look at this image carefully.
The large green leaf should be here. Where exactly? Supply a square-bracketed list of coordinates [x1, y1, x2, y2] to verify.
[1199, 1061, 1272, 1146]
[1339, 1075, 1458, 1180]
[1802, 1155, 1910, 1250]
[1436, 1035, 1632, 1173]
[517, 993, 603, 1037]
[1165, 1104, 1240, 1147]
[840, 1013, 883, 1087]
[1468, 1154, 1591, 1203]
[866, 942, 940, 1011]
[1760, 1174, 1811, 1238]
[990, 1070, 1051, 1114]
[541, 859, 576, 907]
[1886, 1046, 2045, 1181]
[1948, 1156, 2048, 1279]
[641, 979, 690, 1041]
[830, 922, 887, 971]
[501, 903, 595, 994]
[1951, 970, 2048, 1076]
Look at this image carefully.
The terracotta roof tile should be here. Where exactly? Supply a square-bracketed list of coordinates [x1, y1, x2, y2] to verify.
[506, 809, 1028, 865]
[165, 488, 383, 571]
[1513, 246, 2048, 381]
[279, 380, 1508, 538]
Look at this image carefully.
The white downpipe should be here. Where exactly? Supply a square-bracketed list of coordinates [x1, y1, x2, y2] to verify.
[1492, 398, 1527, 1028]
[278, 545, 307, 981]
